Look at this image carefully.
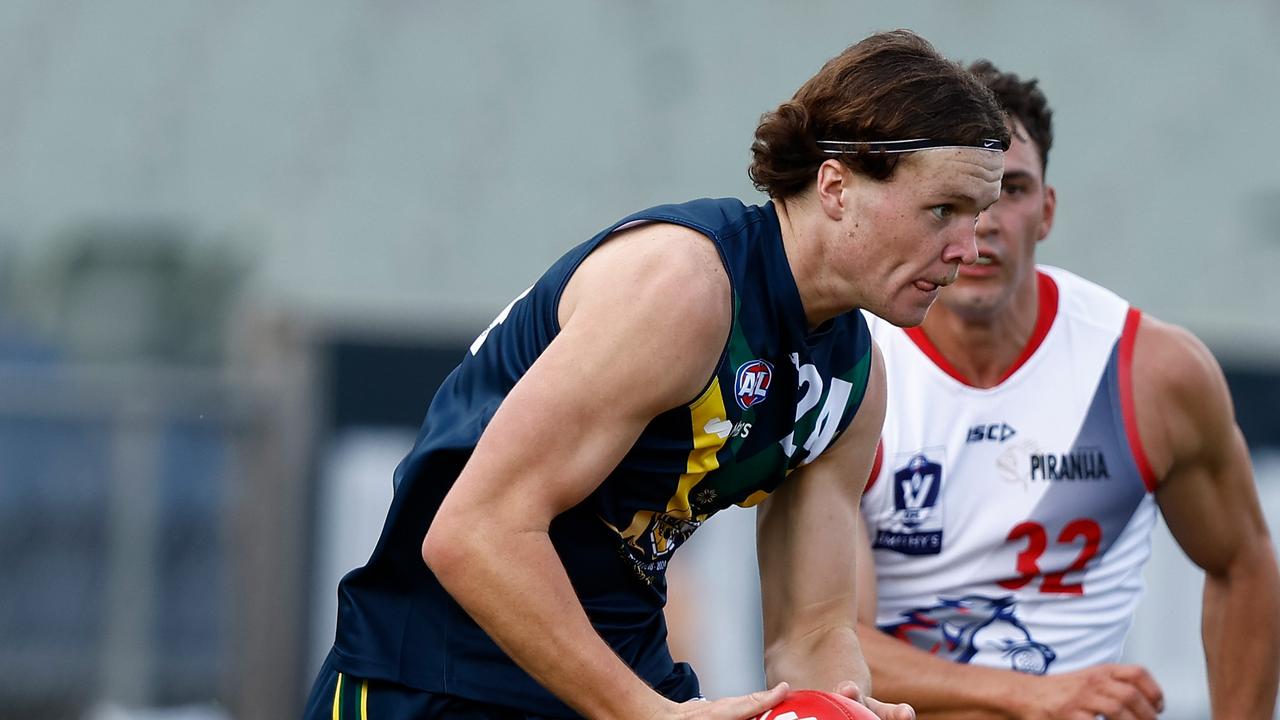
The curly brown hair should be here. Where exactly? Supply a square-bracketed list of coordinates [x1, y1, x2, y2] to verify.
[967, 59, 1054, 175]
[749, 30, 1010, 199]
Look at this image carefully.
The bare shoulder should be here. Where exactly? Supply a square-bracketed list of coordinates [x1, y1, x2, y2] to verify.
[1132, 314, 1223, 397]
[556, 222, 733, 409]
[559, 222, 730, 335]
[1132, 318, 1262, 578]
[1131, 313, 1236, 479]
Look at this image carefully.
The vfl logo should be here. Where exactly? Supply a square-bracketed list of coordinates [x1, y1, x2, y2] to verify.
[881, 595, 1057, 675]
[895, 454, 941, 528]
[734, 359, 774, 410]
[872, 452, 945, 555]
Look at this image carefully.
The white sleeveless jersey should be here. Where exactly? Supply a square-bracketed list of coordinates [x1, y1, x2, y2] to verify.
[862, 266, 1158, 675]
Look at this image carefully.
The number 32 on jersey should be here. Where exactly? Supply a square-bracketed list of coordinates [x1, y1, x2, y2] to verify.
[998, 518, 1102, 596]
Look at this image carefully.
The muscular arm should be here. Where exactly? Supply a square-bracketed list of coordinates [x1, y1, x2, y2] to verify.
[757, 344, 910, 720]
[422, 225, 783, 720]
[1134, 316, 1280, 719]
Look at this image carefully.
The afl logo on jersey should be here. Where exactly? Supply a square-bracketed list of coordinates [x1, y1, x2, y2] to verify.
[734, 359, 774, 410]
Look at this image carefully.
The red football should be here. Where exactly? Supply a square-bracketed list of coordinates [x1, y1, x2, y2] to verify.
[754, 689, 878, 720]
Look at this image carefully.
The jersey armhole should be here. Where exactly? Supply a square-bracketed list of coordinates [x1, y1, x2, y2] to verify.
[547, 220, 657, 337]
[549, 219, 737, 409]
[1118, 307, 1158, 493]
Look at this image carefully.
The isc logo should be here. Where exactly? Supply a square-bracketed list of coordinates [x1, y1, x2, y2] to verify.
[734, 359, 774, 410]
[967, 422, 1017, 443]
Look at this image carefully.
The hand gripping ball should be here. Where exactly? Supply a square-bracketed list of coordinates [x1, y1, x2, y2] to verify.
[753, 689, 879, 720]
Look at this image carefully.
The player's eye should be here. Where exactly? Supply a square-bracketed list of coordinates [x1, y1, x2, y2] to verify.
[931, 205, 953, 221]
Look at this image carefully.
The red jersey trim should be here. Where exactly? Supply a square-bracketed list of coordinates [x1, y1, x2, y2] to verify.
[905, 271, 1060, 387]
[864, 438, 884, 493]
[1118, 307, 1158, 493]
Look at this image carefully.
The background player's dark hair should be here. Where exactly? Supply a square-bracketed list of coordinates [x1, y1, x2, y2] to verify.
[968, 59, 1054, 176]
[749, 30, 1010, 199]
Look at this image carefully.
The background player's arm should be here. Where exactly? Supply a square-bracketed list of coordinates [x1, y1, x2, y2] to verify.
[422, 224, 786, 720]
[852, 515, 1163, 720]
[757, 344, 910, 720]
[1134, 315, 1280, 720]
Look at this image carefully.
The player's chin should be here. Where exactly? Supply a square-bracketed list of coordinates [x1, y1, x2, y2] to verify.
[876, 297, 933, 328]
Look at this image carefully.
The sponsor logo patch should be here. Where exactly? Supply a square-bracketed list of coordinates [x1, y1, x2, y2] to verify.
[1029, 448, 1111, 481]
[967, 422, 1017, 443]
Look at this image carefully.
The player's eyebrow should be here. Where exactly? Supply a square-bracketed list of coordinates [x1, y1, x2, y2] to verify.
[1001, 170, 1036, 183]
[933, 190, 985, 207]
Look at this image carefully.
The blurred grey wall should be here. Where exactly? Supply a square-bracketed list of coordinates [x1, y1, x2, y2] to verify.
[1, 0, 1277, 357]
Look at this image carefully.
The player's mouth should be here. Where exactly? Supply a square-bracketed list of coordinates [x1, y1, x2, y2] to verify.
[974, 247, 1000, 265]
[959, 251, 1001, 278]
[914, 269, 958, 293]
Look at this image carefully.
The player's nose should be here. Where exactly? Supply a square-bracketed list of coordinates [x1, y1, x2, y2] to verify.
[943, 224, 979, 266]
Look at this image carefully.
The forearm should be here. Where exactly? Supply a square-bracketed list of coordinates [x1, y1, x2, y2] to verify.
[425, 525, 671, 720]
[1203, 550, 1280, 719]
[766, 623, 871, 694]
[855, 624, 1019, 718]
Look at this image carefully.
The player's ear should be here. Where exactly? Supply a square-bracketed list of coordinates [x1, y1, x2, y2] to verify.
[1038, 184, 1057, 242]
[816, 159, 849, 221]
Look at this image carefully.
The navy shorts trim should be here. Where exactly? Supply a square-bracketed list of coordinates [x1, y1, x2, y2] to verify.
[304, 651, 569, 719]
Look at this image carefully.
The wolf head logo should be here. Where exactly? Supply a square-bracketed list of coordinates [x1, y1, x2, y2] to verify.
[879, 594, 1057, 675]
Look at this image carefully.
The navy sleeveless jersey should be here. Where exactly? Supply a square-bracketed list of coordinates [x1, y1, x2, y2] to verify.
[328, 198, 874, 717]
